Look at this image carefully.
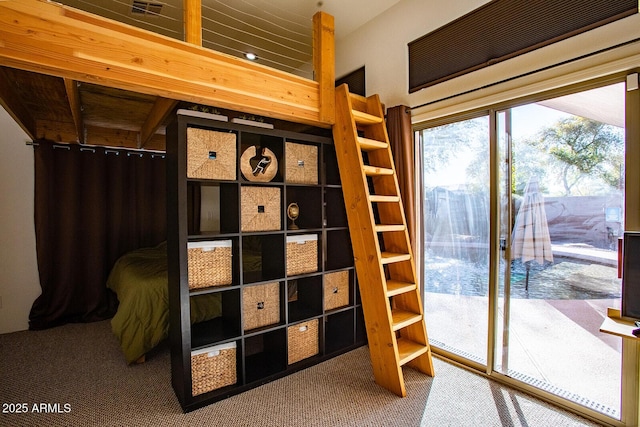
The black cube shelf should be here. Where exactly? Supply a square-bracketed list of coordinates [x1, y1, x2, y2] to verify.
[167, 110, 365, 412]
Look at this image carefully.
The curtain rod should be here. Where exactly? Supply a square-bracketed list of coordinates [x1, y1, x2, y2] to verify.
[25, 141, 166, 158]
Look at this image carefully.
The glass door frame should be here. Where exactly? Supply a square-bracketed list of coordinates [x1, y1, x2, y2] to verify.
[416, 73, 639, 426]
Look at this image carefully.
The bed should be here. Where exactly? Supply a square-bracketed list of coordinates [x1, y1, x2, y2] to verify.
[107, 242, 221, 364]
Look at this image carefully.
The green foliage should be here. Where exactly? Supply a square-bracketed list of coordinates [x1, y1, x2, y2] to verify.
[421, 116, 489, 192]
[421, 113, 623, 198]
[530, 116, 623, 195]
[511, 142, 549, 196]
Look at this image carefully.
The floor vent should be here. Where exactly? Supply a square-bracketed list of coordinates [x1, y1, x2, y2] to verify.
[131, 1, 163, 16]
[431, 339, 486, 365]
[507, 370, 619, 418]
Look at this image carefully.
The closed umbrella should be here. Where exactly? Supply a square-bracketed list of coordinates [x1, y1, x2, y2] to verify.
[511, 176, 553, 290]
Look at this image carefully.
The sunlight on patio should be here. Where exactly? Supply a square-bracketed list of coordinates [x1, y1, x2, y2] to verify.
[424, 237, 622, 417]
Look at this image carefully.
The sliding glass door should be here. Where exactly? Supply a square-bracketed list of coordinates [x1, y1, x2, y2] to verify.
[419, 82, 624, 420]
[495, 85, 623, 418]
[421, 115, 490, 367]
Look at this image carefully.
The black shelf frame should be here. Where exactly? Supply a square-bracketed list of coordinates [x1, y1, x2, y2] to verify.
[167, 112, 363, 412]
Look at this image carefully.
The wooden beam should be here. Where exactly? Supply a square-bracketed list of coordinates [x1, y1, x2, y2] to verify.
[36, 119, 78, 143]
[87, 125, 139, 149]
[183, 0, 202, 46]
[63, 78, 85, 143]
[0, 0, 331, 128]
[35, 119, 168, 150]
[139, 97, 178, 149]
[0, 67, 37, 139]
[84, 124, 164, 151]
[313, 12, 336, 125]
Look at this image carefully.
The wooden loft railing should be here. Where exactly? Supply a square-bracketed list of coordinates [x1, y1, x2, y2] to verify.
[0, 0, 336, 129]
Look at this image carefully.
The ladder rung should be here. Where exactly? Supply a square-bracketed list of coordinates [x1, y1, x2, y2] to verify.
[363, 165, 393, 176]
[397, 337, 430, 366]
[386, 280, 417, 297]
[391, 309, 422, 331]
[358, 137, 388, 151]
[352, 109, 383, 125]
[381, 252, 411, 264]
[375, 224, 405, 233]
[369, 195, 400, 203]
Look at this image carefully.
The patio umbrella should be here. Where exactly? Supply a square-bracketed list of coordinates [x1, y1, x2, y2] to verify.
[511, 176, 553, 290]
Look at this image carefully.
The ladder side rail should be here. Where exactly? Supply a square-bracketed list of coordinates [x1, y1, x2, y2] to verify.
[332, 84, 434, 397]
[333, 84, 405, 394]
[361, 93, 434, 376]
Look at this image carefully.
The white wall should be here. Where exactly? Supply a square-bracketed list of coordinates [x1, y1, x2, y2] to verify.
[335, 0, 489, 108]
[0, 106, 42, 333]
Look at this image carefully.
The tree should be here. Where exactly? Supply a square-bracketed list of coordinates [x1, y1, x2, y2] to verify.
[511, 141, 549, 196]
[421, 116, 489, 192]
[532, 117, 623, 195]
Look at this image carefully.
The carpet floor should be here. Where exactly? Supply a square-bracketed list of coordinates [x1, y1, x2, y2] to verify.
[0, 320, 605, 426]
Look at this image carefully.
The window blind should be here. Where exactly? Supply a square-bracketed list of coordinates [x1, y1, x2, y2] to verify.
[336, 66, 366, 96]
[408, 0, 637, 93]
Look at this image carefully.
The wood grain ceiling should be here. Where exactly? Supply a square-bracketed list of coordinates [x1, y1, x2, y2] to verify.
[0, 66, 171, 151]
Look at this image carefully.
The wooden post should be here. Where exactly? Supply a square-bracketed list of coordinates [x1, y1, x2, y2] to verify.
[313, 12, 335, 125]
[183, 0, 202, 46]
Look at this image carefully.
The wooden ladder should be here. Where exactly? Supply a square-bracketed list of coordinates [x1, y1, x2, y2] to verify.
[331, 84, 434, 397]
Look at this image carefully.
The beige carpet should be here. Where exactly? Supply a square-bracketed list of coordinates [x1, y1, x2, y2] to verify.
[0, 320, 604, 426]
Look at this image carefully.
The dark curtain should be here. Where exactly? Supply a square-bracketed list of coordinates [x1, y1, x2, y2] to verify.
[29, 141, 167, 330]
[387, 106, 416, 248]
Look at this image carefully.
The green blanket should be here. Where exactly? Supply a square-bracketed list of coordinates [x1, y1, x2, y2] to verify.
[107, 242, 221, 364]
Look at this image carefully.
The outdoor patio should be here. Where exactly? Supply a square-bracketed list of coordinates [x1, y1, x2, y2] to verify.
[424, 243, 622, 419]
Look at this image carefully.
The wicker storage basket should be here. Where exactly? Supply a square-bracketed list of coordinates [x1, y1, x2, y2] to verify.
[243, 282, 280, 331]
[286, 234, 318, 276]
[187, 240, 233, 289]
[191, 342, 237, 396]
[287, 319, 319, 365]
[241, 186, 281, 232]
[187, 127, 236, 180]
[285, 142, 318, 184]
[324, 270, 350, 311]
